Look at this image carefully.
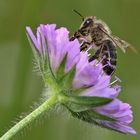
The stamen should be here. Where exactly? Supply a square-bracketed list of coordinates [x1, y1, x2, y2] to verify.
[107, 61, 112, 66]
[88, 53, 91, 57]
[102, 63, 108, 68]
[95, 55, 106, 66]
[86, 46, 92, 52]
[109, 76, 122, 86]
[115, 76, 122, 83]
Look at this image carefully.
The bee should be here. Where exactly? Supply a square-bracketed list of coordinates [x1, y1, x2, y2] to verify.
[70, 10, 136, 75]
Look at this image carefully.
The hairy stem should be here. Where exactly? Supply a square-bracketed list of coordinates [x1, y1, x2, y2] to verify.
[0, 96, 58, 140]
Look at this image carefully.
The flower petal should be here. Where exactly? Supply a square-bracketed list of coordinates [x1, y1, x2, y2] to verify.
[95, 120, 136, 134]
[26, 26, 41, 51]
[92, 99, 135, 134]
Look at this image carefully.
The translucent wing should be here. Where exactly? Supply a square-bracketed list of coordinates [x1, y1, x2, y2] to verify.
[113, 36, 137, 53]
[98, 26, 137, 53]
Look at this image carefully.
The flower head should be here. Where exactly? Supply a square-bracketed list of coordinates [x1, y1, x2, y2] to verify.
[26, 24, 136, 134]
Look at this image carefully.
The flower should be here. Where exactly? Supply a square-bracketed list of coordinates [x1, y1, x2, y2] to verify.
[26, 24, 136, 134]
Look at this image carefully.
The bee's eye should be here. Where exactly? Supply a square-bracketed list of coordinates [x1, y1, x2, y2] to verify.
[83, 19, 93, 27]
[85, 20, 90, 24]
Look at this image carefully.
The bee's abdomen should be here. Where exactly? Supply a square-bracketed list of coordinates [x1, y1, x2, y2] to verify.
[102, 40, 117, 75]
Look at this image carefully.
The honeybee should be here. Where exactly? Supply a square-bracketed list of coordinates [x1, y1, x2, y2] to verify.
[70, 10, 136, 75]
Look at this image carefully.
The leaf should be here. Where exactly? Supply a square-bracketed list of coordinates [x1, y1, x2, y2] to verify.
[64, 102, 93, 112]
[72, 86, 90, 95]
[87, 111, 115, 121]
[70, 110, 115, 122]
[26, 33, 45, 74]
[59, 65, 76, 89]
[56, 54, 67, 80]
[69, 109, 125, 134]
[26, 33, 40, 61]
[44, 37, 56, 79]
[63, 94, 113, 112]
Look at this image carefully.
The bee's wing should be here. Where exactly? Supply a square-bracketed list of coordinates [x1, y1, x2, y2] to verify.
[113, 36, 137, 53]
[99, 26, 137, 53]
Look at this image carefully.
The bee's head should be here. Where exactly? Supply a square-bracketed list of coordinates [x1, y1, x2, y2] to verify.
[70, 10, 96, 41]
[80, 16, 95, 28]
[79, 16, 95, 35]
[70, 14, 96, 41]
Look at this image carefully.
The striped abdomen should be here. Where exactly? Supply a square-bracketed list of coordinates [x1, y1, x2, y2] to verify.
[101, 40, 117, 75]
[89, 39, 117, 75]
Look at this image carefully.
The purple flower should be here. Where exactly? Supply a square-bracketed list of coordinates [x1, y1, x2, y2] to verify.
[94, 99, 135, 134]
[26, 24, 136, 134]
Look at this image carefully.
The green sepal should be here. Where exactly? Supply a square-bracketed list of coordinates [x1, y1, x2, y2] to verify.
[59, 65, 76, 90]
[27, 33, 53, 82]
[56, 54, 67, 80]
[64, 102, 93, 112]
[70, 109, 115, 122]
[43, 37, 56, 79]
[26, 33, 48, 80]
[86, 111, 116, 121]
[72, 86, 90, 95]
[63, 94, 113, 112]
[26, 33, 40, 62]
[70, 109, 124, 134]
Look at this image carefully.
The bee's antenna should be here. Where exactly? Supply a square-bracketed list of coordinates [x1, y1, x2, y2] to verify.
[73, 9, 84, 20]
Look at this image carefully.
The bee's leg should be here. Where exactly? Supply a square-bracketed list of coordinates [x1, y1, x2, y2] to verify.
[80, 42, 91, 51]
[103, 64, 115, 76]
[88, 47, 102, 62]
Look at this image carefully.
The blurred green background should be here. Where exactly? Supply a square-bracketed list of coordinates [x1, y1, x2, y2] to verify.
[0, 0, 139, 139]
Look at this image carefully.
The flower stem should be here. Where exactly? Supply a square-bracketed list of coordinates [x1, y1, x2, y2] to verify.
[0, 96, 58, 140]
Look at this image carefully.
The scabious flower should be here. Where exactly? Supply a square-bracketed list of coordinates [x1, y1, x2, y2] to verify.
[26, 24, 136, 134]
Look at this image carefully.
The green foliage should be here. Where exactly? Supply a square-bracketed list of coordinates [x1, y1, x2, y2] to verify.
[63, 95, 113, 112]
[69, 109, 126, 134]
[56, 54, 67, 79]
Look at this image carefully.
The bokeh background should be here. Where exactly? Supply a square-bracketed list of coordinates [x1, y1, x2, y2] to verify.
[0, 0, 140, 139]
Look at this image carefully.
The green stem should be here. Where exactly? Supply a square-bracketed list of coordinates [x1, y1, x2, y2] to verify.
[0, 96, 58, 140]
